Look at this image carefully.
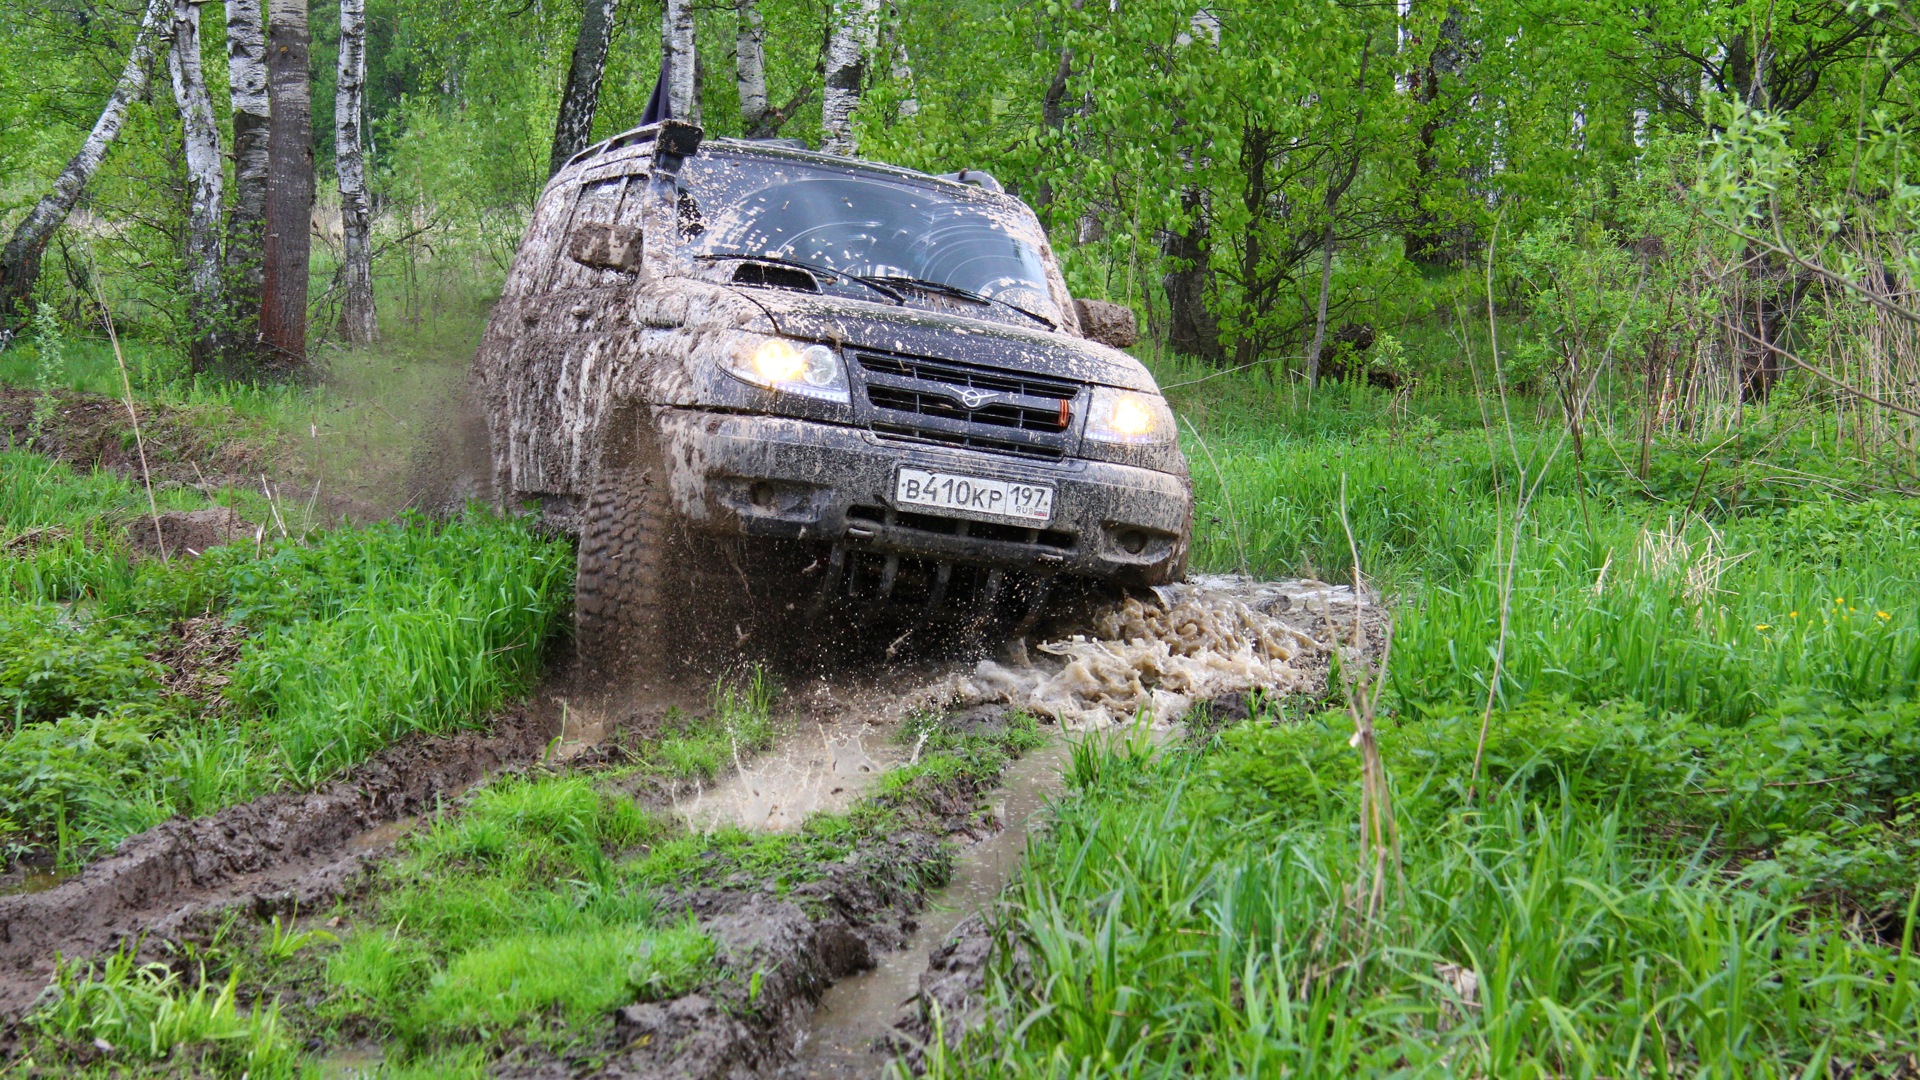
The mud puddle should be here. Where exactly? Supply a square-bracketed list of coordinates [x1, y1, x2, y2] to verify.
[675, 718, 912, 831]
[790, 738, 1072, 1076]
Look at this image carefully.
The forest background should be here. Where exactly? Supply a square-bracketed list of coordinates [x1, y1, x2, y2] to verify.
[4, 0, 1920, 460]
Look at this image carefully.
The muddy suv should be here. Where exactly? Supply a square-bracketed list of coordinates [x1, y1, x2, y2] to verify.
[475, 121, 1191, 667]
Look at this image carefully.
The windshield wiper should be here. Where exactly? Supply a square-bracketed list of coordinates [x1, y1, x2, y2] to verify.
[855, 274, 1056, 330]
[696, 253, 905, 303]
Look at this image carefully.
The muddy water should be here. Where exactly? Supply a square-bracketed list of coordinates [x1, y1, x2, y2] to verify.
[674, 718, 913, 832]
[791, 739, 1072, 1077]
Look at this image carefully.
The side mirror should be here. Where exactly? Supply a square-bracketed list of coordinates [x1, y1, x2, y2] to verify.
[1073, 298, 1138, 349]
[568, 223, 643, 272]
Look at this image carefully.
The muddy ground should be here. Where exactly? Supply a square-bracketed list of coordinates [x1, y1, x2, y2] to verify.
[0, 693, 564, 1017]
[0, 384, 279, 491]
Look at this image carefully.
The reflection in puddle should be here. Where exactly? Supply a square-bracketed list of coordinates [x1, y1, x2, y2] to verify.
[791, 738, 1072, 1077]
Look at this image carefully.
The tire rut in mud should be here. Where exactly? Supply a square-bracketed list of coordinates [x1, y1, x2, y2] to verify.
[0, 699, 562, 1016]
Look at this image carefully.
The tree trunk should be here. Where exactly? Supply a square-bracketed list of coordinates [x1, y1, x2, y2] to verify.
[262, 0, 313, 370]
[735, 0, 768, 131]
[335, 0, 375, 344]
[1161, 188, 1222, 361]
[886, 2, 916, 120]
[663, 0, 697, 123]
[1304, 223, 1336, 389]
[168, 0, 227, 370]
[821, 0, 879, 156]
[0, 0, 170, 345]
[733, 0, 777, 135]
[549, 0, 620, 177]
[225, 0, 271, 353]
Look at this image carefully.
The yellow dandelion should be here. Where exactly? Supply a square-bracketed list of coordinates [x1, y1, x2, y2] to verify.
[1835, 597, 1846, 605]
[1878, 611, 1892, 621]
[1755, 623, 1771, 631]
[1790, 611, 1799, 618]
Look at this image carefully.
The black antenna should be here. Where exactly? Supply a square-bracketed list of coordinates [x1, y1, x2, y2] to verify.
[639, 54, 671, 126]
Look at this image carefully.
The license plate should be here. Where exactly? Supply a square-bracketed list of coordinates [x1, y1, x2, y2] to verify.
[895, 468, 1055, 525]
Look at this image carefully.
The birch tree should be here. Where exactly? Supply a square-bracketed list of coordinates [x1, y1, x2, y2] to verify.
[663, 0, 697, 123]
[225, 0, 270, 338]
[167, 0, 227, 368]
[734, 0, 812, 137]
[0, 0, 170, 345]
[336, 0, 376, 344]
[735, 0, 768, 131]
[549, 0, 620, 176]
[262, 0, 314, 368]
[822, 0, 880, 155]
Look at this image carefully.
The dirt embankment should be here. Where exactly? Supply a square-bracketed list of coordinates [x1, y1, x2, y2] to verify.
[0, 699, 562, 1017]
[0, 385, 279, 490]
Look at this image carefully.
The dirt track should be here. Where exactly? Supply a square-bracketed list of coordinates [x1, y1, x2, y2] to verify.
[0, 697, 562, 1016]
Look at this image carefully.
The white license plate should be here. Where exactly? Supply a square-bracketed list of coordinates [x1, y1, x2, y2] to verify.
[895, 468, 1055, 525]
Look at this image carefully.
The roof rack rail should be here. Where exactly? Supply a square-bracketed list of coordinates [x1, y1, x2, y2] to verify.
[936, 169, 1004, 194]
[743, 137, 809, 150]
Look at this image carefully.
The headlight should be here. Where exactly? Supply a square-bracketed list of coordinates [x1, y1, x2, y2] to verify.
[721, 336, 850, 403]
[1085, 387, 1175, 444]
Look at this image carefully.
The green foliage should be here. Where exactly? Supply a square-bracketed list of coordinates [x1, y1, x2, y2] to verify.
[0, 454, 574, 866]
[211, 512, 573, 782]
[0, 603, 159, 725]
[951, 726, 1920, 1077]
[29, 952, 298, 1078]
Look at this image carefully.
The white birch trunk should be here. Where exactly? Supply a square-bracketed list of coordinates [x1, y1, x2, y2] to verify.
[168, 0, 227, 366]
[734, 0, 768, 132]
[821, 0, 880, 156]
[0, 0, 170, 339]
[887, 3, 917, 120]
[225, 0, 270, 323]
[663, 0, 698, 124]
[335, 0, 375, 344]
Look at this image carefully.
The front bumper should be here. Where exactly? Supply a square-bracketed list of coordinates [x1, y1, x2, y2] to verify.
[656, 407, 1191, 586]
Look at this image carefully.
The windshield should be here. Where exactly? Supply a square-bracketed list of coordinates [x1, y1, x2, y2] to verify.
[678, 151, 1061, 323]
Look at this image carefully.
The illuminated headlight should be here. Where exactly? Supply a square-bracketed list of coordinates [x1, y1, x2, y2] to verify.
[1085, 387, 1175, 444]
[721, 336, 850, 403]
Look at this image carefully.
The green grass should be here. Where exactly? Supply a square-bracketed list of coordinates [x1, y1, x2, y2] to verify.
[298, 685, 1039, 1067]
[0, 451, 572, 864]
[942, 706, 1920, 1077]
[935, 369, 1920, 1076]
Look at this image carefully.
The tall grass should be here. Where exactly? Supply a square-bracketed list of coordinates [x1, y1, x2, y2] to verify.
[947, 724, 1920, 1077]
[0, 452, 573, 860]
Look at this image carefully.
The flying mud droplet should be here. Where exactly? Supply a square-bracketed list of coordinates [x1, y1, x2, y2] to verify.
[674, 719, 910, 832]
[935, 574, 1372, 729]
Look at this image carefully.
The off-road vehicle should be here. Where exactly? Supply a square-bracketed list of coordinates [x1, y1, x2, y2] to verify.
[474, 121, 1192, 669]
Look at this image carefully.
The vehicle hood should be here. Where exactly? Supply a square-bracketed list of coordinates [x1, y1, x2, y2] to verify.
[735, 288, 1160, 393]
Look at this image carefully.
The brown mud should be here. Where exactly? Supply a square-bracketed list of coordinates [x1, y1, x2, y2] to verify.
[0, 693, 564, 1017]
[0, 384, 278, 490]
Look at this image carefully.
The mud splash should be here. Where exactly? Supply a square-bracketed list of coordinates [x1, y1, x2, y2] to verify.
[933, 574, 1369, 729]
[787, 738, 1071, 1077]
[674, 719, 911, 832]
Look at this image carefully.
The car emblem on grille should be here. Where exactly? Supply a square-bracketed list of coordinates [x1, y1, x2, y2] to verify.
[956, 388, 995, 409]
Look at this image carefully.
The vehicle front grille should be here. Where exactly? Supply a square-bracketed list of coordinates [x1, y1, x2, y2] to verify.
[849, 505, 1076, 551]
[854, 350, 1081, 461]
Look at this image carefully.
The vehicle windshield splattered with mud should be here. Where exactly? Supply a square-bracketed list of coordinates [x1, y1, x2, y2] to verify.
[475, 121, 1191, 668]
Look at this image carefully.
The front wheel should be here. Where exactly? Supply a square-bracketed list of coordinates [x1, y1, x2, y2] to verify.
[573, 430, 680, 687]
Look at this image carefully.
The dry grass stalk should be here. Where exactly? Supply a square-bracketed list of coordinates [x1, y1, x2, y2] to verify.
[94, 283, 165, 559]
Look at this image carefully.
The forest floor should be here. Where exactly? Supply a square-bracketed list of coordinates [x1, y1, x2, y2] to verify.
[1, 340, 1918, 1077]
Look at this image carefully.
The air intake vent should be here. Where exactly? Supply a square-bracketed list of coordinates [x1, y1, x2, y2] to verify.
[853, 351, 1082, 461]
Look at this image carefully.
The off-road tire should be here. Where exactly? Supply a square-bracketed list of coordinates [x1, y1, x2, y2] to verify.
[574, 427, 679, 686]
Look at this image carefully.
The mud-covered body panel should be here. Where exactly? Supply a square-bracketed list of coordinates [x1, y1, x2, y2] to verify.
[655, 408, 1189, 585]
[473, 125, 1192, 583]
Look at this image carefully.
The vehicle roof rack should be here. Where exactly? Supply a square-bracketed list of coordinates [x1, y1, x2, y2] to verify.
[936, 169, 1004, 194]
[743, 137, 810, 151]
